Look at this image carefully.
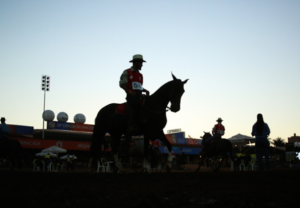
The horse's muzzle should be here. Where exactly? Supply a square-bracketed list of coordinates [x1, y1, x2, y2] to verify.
[170, 105, 180, 112]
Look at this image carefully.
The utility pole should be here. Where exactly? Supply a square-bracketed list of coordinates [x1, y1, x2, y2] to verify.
[41, 75, 50, 139]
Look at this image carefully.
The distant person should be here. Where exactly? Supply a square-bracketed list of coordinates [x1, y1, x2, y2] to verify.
[150, 140, 160, 150]
[44, 153, 51, 170]
[204, 118, 225, 145]
[33, 157, 43, 170]
[251, 113, 271, 171]
[66, 154, 71, 171]
[0, 117, 11, 142]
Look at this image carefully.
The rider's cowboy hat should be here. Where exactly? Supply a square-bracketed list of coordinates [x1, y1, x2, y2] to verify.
[216, 118, 223, 122]
[129, 54, 146, 62]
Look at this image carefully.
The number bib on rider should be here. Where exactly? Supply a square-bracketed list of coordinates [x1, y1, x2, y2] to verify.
[132, 82, 143, 90]
[217, 130, 224, 134]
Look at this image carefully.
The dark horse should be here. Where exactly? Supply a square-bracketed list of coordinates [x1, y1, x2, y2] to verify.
[89, 74, 188, 173]
[196, 132, 233, 172]
[0, 139, 24, 172]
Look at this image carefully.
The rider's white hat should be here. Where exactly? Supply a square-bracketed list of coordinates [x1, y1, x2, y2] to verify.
[216, 118, 223, 122]
[129, 54, 146, 62]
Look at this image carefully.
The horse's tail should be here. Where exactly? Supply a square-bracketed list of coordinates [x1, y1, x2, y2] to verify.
[90, 104, 118, 164]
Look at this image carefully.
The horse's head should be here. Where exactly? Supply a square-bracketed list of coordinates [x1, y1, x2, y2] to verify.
[200, 131, 212, 142]
[169, 73, 188, 112]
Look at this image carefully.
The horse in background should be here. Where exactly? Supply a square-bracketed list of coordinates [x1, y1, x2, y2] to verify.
[0, 139, 25, 172]
[196, 132, 233, 172]
[89, 74, 188, 173]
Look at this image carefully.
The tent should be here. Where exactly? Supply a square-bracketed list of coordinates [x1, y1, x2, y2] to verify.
[36, 152, 57, 157]
[228, 133, 255, 144]
[41, 146, 67, 154]
[60, 155, 77, 160]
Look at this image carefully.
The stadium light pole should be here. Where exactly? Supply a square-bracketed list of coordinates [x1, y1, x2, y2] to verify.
[41, 75, 50, 139]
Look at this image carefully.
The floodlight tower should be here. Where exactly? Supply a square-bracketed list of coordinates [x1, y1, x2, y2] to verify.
[41, 75, 50, 139]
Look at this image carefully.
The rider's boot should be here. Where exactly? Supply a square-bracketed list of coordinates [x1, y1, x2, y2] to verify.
[126, 105, 139, 135]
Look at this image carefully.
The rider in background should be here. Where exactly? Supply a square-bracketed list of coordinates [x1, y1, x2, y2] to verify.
[0, 117, 11, 142]
[150, 140, 161, 150]
[204, 118, 225, 145]
[119, 54, 150, 135]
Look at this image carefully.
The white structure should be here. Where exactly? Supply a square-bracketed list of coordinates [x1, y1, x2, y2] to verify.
[57, 112, 68, 122]
[74, 113, 86, 124]
[42, 110, 55, 121]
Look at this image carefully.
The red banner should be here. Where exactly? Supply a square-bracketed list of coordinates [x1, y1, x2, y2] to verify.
[13, 138, 110, 151]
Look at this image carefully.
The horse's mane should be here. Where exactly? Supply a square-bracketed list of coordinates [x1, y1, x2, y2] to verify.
[150, 80, 174, 97]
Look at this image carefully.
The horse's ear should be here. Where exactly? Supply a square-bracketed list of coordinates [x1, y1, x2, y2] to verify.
[183, 79, 189, 84]
[171, 72, 177, 80]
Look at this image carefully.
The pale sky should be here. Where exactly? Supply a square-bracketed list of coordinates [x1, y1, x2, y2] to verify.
[1, 0, 299, 142]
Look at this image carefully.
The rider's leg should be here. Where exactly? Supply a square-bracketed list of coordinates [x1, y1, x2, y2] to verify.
[126, 93, 141, 135]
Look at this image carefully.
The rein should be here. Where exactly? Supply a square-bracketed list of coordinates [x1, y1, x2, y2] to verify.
[142, 104, 169, 114]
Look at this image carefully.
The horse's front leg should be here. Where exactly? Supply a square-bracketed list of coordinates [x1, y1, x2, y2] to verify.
[142, 135, 150, 173]
[156, 130, 172, 173]
[111, 134, 125, 173]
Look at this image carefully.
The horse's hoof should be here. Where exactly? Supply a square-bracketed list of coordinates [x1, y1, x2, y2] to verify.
[166, 165, 171, 173]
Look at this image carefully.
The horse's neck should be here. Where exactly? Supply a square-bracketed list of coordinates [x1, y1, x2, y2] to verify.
[145, 81, 172, 110]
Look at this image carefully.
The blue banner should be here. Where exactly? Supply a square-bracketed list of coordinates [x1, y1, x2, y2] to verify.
[158, 146, 202, 155]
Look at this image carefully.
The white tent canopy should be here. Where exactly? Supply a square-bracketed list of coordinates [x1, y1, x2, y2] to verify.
[228, 133, 255, 143]
[60, 154, 77, 160]
[41, 146, 67, 154]
[36, 152, 57, 157]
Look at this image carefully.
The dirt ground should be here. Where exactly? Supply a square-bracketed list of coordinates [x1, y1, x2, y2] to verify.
[0, 165, 299, 208]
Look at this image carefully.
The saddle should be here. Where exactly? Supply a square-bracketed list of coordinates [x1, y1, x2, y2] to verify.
[115, 97, 146, 115]
[115, 103, 127, 115]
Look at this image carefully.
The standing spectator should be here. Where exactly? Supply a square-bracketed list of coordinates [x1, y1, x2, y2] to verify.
[0, 117, 11, 142]
[44, 153, 51, 170]
[251, 113, 271, 171]
[150, 140, 160, 150]
[66, 154, 70, 171]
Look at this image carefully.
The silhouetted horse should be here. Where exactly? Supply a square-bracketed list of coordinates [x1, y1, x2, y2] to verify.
[0, 139, 24, 172]
[196, 132, 233, 172]
[89, 74, 188, 173]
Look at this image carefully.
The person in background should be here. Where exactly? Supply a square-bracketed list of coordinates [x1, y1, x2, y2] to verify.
[150, 140, 160, 150]
[0, 117, 11, 142]
[66, 154, 70, 171]
[251, 113, 271, 171]
[204, 118, 225, 145]
[44, 153, 51, 171]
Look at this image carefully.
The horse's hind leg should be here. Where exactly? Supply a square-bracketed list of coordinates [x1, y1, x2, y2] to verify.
[214, 156, 225, 172]
[88, 126, 106, 173]
[196, 156, 205, 172]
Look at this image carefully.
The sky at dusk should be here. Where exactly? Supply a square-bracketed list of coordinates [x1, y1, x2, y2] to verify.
[1, 0, 299, 142]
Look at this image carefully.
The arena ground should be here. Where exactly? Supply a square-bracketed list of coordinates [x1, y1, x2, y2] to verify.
[0, 165, 299, 208]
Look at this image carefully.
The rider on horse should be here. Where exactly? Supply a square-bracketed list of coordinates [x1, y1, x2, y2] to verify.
[119, 54, 150, 135]
[203, 118, 225, 145]
[0, 117, 11, 142]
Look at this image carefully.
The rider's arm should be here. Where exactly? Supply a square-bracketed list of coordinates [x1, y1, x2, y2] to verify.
[142, 88, 150, 96]
[119, 70, 133, 94]
[212, 125, 216, 135]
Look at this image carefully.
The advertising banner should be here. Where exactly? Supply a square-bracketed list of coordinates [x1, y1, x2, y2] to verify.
[158, 146, 202, 155]
[8, 124, 34, 135]
[14, 138, 110, 151]
[165, 132, 187, 144]
[47, 121, 94, 132]
[186, 138, 202, 145]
